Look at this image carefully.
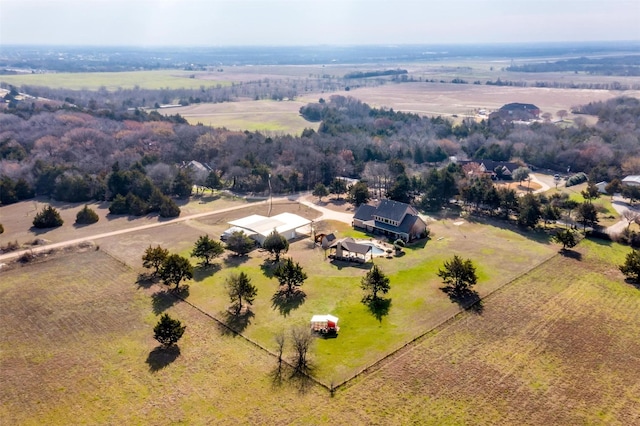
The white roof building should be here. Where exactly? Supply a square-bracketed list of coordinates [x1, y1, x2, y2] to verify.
[226, 212, 312, 245]
[622, 176, 640, 186]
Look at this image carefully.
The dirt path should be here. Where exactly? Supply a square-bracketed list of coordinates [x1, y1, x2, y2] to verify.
[0, 199, 272, 263]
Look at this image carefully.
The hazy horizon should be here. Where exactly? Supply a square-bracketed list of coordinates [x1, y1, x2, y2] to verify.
[1, 0, 639, 47]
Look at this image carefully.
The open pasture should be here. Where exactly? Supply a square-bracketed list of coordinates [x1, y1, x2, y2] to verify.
[0, 70, 230, 91]
[166, 81, 639, 135]
[2, 229, 639, 424]
[167, 99, 316, 135]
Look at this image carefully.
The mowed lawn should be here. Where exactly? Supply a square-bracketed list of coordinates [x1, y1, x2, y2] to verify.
[2, 229, 640, 424]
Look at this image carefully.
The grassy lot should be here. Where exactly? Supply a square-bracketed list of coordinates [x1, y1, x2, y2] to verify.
[175, 213, 558, 384]
[295, 238, 640, 424]
[0, 70, 230, 90]
[2, 229, 639, 424]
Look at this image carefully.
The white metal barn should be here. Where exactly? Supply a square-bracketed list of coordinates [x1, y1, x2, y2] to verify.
[226, 213, 312, 245]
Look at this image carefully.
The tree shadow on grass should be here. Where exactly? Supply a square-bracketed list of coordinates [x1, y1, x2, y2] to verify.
[269, 358, 292, 388]
[289, 364, 316, 394]
[363, 297, 392, 322]
[151, 286, 189, 315]
[136, 272, 158, 289]
[223, 254, 249, 267]
[271, 288, 306, 317]
[193, 263, 221, 282]
[260, 259, 280, 278]
[146, 345, 181, 372]
[440, 286, 483, 314]
[559, 249, 582, 261]
[220, 308, 255, 335]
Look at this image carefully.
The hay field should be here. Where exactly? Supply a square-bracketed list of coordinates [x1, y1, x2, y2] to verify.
[168, 99, 316, 135]
[169, 82, 639, 135]
[0, 70, 230, 90]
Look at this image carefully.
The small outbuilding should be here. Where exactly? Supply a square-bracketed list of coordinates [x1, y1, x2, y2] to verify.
[310, 314, 339, 334]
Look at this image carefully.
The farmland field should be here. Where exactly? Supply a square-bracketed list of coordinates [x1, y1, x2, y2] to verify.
[0, 70, 230, 90]
[169, 99, 316, 134]
[2, 229, 639, 424]
[168, 82, 640, 134]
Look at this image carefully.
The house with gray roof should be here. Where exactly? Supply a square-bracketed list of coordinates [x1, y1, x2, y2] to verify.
[352, 199, 427, 242]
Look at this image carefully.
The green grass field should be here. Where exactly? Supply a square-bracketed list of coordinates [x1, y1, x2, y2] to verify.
[0, 70, 230, 90]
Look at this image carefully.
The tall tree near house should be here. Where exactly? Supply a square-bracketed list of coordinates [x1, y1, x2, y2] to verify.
[262, 229, 289, 262]
[329, 178, 347, 200]
[142, 245, 169, 275]
[172, 169, 193, 198]
[512, 167, 531, 189]
[347, 181, 371, 207]
[605, 179, 622, 197]
[226, 272, 258, 315]
[159, 254, 193, 291]
[312, 183, 329, 202]
[437, 255, 478, 294]
[191, 235, 224, 266]
[274, 257, 307, 296]
[581, 181, 600, 203]
[204, 170, 223, 192]
[360, 264, 391, 303]
[225, 231, 255, 256]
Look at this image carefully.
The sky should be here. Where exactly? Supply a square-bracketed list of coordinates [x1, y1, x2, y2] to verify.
[1, 0, 639, 46]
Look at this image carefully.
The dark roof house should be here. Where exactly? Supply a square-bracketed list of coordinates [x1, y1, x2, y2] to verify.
[490, 103, 540, 121]
[353, 199, 427, 242]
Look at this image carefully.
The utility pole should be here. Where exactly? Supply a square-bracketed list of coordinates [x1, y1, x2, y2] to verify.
[268, 173, 273, 217]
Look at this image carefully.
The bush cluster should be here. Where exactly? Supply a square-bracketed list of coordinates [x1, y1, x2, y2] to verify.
[565, 172, 588, 187]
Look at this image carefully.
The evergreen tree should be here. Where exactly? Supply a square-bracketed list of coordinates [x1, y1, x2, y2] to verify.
[225, 231, 255, 256]
[191, 235, 224, 266]
[620, 250, 640, 282]
[75, 205, 99, 225]
[142, 245, 169, 275]
[226, 272, 258, 315]
[437, 255, 478, 294]
[32, 205, 64, 228]
[274, 257, 307, 296]
[262, 229, 289, 262]
[159, 254, 193, 291]
[153, 313, 186, 348]
[360, 264, 391, 302]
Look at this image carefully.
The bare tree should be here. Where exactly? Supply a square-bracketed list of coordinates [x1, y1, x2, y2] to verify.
[290, 325, 313, 376]
[623, 210, 640, 230]
[556, 110, 568, 121]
